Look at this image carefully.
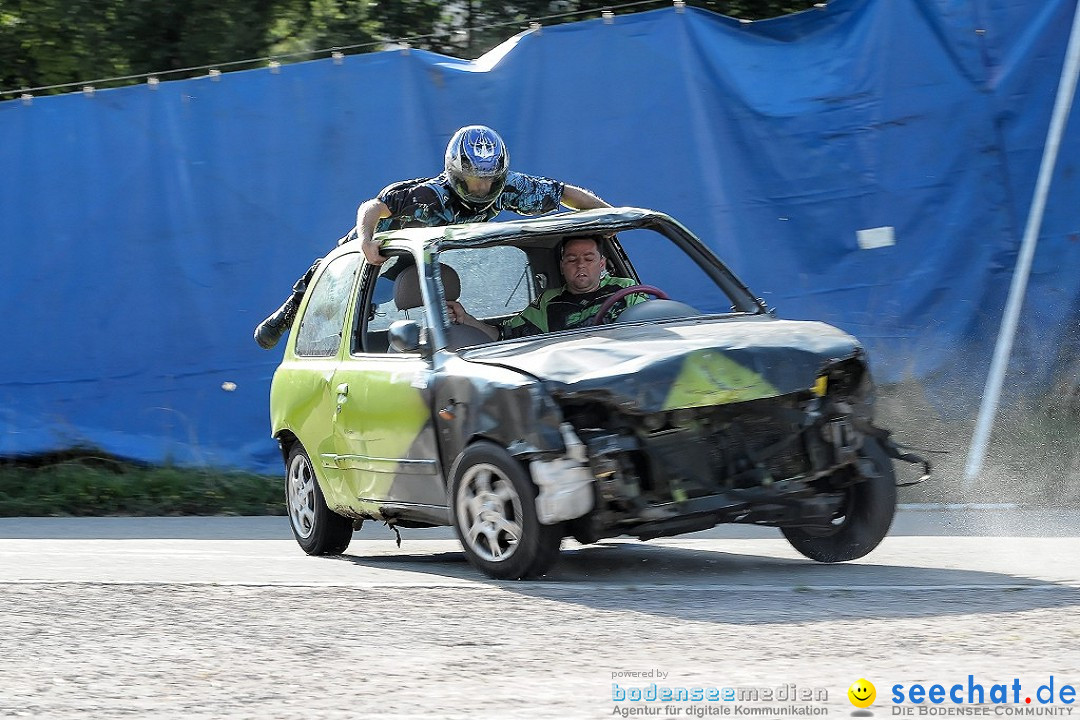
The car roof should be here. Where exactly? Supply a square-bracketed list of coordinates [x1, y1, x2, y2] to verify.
[375, 207, 684, 252]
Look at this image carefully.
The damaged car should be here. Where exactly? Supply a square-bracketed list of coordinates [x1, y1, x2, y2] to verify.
[269, 207, 928, 580]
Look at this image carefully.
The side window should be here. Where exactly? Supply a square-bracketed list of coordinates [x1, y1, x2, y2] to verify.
[444, 246, 532, 320]
[366, 246, 532, 334]
[295, 253, 361, 357]
[367, 259, 427, 333]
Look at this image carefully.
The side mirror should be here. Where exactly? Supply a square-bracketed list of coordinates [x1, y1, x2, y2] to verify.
[388, 320, 422, 353]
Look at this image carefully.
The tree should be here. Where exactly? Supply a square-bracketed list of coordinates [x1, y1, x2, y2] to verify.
[0, 0, 293, 93]
[0, 0, 819, 97]
[446, 1, 820, 58]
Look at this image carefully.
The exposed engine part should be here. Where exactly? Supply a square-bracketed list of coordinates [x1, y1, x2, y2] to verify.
[530, 423, 595, 524]
[554, 388, 881, 533]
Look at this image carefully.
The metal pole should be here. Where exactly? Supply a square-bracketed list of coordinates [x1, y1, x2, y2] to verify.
[964, 0, 1080, 483]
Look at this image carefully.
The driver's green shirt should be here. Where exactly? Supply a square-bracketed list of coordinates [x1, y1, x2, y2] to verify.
[499, 276, 647, 339]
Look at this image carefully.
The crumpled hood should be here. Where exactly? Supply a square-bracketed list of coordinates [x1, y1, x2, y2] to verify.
[460, 317, 863, 413]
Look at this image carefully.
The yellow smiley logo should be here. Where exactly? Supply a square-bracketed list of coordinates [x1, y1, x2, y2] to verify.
[848, 679, 876, 708]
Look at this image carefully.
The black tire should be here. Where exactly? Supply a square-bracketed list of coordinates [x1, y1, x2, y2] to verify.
[781, 437, 897, 562]
[450, 441, 562, 580]
[285, 443, 353, 555]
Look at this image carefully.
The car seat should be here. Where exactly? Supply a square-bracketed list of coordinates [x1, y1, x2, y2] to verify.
[392, 264, 491, 351]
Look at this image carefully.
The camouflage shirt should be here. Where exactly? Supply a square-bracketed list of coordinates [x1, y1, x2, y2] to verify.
[376, 172, 565, 230]
[500, 276, 647, 339]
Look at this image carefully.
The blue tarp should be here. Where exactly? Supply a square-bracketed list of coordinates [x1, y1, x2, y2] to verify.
[2, 0, 1078, 473]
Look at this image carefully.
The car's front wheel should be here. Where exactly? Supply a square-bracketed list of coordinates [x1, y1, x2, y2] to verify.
[781, 437, 897, 562]
[450, 442, 562, 580]
[285, 443, 353, 555]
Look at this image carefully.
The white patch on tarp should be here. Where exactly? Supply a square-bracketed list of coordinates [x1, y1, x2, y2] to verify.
[856, 226, 895, 250]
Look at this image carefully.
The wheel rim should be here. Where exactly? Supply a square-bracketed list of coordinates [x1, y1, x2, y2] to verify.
[287, 453, 317, 540]
[455, 463, 524, 563]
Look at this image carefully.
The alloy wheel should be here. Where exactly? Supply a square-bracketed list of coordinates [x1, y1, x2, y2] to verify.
[456, 462, 524, 562]
[287, 452, 316, 540]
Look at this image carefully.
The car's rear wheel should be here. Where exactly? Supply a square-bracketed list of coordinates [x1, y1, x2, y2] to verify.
[781, 437, 896, 562]
[286, 443, 353, 555]
[450, 442, 562, 580]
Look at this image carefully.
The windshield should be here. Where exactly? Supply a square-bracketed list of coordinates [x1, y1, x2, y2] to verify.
[353, 218, 760, 354]
[431, 225, 755, 336]
[611, 227, 747, 315]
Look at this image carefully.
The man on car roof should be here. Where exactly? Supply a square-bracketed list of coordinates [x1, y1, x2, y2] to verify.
[254, 124, 610, 349]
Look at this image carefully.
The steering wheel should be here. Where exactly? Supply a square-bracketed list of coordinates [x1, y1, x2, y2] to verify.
[592, 284, 669, 325]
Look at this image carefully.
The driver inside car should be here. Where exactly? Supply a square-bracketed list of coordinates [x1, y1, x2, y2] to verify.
[448, 235, 648, 340]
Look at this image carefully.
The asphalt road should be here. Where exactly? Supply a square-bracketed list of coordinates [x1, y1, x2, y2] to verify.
[1, 510, 1078, 719]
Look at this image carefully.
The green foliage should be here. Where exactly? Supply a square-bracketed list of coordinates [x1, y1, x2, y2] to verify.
[0, 451, 285, 516]
[0, 0, 285, 91]
[269, 0, 379, 58]
[369, 1, 453, 54]
[1, 0, 817, 96]
[456, 1, 819, 57]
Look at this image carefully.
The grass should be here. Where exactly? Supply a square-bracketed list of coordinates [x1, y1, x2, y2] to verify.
[3, 376, 1078, 516]
[0, 449, 285, 517]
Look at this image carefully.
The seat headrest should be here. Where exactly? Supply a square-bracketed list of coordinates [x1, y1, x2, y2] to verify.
[393, 263, 462, 310]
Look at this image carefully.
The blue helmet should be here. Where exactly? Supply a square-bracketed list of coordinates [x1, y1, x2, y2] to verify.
[444, 125, 509, 212]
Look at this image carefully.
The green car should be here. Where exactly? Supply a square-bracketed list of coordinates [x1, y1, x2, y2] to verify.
[269, 208, 926, 580]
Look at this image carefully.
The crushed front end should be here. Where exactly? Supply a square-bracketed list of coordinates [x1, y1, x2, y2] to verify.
[547, 358, 893, 542]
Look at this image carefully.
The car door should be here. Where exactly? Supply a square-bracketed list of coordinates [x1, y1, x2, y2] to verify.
[329, 258, 446, 509]
[278, 250, 365, 510]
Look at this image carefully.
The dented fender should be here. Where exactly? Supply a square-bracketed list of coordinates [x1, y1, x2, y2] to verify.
[431, 360, 596, 523]
[431, 356, 567, 481]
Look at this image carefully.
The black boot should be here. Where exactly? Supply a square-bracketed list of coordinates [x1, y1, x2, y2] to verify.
[255, 259, 322, 350]
[254, 260, 321, 349]
[254, 294, 299, 349]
